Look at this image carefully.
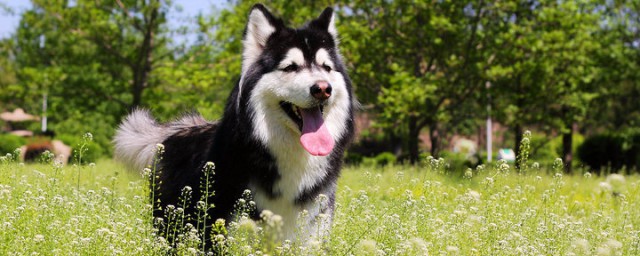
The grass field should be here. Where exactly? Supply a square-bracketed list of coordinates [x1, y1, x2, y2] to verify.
[0, 153, 638, 255]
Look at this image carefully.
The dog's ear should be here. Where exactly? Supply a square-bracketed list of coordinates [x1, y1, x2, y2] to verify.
[244, 4, 279, 48]
[242, 4, 280, 74]
[309, 7, 338, 40]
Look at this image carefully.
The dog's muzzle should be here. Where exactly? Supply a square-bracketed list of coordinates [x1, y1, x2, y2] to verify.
[310, 81, 332, 101]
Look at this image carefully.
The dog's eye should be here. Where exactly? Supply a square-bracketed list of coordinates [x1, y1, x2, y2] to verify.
[282, 63, 299, 72]
[321, 63, 332, 72]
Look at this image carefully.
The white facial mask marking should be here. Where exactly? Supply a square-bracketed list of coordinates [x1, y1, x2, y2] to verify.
[315, 48, 334, 70]
[278, 48, 305, 69]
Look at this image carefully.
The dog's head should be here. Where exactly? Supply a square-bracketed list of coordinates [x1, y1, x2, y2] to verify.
[237, 4, 352, 157]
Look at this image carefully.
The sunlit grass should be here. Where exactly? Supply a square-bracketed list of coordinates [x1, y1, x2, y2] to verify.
[1, 154, 639, 255]
[0, 158, 156, 255]
[332, 163, 639, 255]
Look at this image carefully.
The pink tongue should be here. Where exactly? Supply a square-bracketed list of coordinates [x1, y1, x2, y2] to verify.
[299, 107, 334, 156]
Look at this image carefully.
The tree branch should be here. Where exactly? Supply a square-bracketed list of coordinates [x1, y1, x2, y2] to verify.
[72, 29, 134, 68]
[115, 0, 145, 32]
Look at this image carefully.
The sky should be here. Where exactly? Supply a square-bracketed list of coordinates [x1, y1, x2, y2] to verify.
[0, 0, 227, 39]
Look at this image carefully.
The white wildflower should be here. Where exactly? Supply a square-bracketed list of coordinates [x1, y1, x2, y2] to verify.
[446, 245, 460, 253]
[464, 168, 473, 179]
[142, 168, 152, 177]
[571, 238, 589, 253]
[237, 217, 258, 234]
[595, 246, 611, 256]
[34, 234, 45, 242]
[605, 239, 622, 249]
[468, 190, 481, 201]
[357, 239, 377, 255]
[606, 174, 626, 192]
[155, 143, 165, 154]
[599, 182, 612, 193]
[260, 210, 273, 220]
[531, 162, 540, 169]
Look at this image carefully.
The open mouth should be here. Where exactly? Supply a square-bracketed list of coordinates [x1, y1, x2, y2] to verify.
[279, 101, 324, 131]
[279, 101, 334, 156]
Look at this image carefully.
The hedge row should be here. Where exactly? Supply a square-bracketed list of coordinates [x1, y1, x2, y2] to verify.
[578, 132, 640, 172]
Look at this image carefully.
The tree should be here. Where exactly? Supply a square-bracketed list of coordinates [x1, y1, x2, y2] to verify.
[4, 0, 224, 152]
[344, 0, 490, 163]
[589, 1, 640, 133]
[485, 0, 548, 169]
[543, 1, 601, 173]
[55, 0, 169, 109]
[0, 39, 20, 110]
[487, 0, 601, 172]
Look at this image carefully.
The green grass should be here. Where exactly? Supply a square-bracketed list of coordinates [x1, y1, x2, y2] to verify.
[0, 155, 639, 255]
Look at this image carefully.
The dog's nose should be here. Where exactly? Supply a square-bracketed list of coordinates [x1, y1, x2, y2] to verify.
[310, 81, 332, 100]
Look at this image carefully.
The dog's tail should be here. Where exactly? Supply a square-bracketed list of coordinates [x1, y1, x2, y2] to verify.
[113, 109, 168, 171]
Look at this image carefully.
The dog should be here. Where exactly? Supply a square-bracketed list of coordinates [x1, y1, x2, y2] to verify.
[114, 4, 354, 246]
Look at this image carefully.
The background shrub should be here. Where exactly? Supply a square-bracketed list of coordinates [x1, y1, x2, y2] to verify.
[51, 111, 116, 157]
[344, 151, 364, 165]
[578, 131, 640, 172]
[530, 132, 584, 168]
[373, 152, 397, 166]
[362, 152, 397, 167]
[0, 133, 26, 155]
[56, 134, 104, 164]
[439, 151, 478, 176]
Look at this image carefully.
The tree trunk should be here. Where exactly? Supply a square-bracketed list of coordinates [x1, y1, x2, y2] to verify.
[131, 69, 144, 109]
[390, 134, 403, 157]
[514, 124, 522, 168]
[130, 1, 159, 109]
[408, 116, 420, 164]
[429, 122, 441, 158]
[562, 122, 574, 174]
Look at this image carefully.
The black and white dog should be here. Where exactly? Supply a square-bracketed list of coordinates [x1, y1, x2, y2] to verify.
[114, 4, 354, 243]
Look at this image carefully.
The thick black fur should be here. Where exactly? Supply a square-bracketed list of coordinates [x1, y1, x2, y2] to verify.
[151, 4, 354, 249]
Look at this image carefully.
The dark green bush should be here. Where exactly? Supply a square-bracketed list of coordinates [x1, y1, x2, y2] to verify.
[578, 132, 640, 172]
[362, 152, 397, 167]
[344, 151, 364, 165]
[56, 134, 104, 164]
[530, 133, 559, 162]
[530, 132, 584, 167]
[50, 111, 116, 157]
[0, 133, 27, 155]
[373, 152, 397, 166]
[440, 151, 474, 175]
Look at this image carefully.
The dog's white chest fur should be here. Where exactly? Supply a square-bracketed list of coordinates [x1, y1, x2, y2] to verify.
[250, 127, 332, 238]
[245, 64, 350, 239]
